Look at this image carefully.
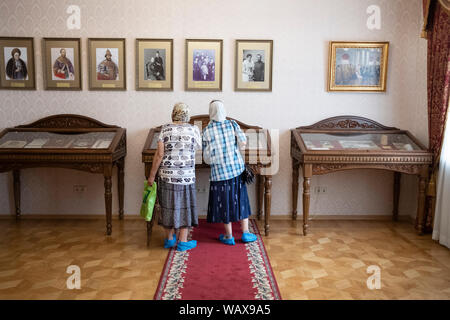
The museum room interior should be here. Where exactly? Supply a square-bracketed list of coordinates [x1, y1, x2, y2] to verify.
[0, 0, 449, 303]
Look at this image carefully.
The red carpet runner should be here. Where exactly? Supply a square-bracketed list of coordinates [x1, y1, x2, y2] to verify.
[154, 219, 281, 300]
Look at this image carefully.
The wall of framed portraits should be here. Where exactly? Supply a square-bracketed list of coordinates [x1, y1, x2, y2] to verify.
[0, 0, 428, 219]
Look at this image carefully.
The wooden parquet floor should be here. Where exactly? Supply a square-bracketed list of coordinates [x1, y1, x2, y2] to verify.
[0, 218, 449, 300]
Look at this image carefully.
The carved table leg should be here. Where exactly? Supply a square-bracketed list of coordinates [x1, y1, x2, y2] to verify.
[264, 175, 272, 236]
[13, 169, 21, 219]
[416, 166, 429, 235]
[292, 161, 300, 220]
[257, 174, 264, 221]
[393, 172, 401, 221]
[104, 165, 113, 236]
[302, 164, 312, 236]
[117, 158, 125, 220]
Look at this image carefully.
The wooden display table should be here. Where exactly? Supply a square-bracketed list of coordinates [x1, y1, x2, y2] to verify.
[290, 116, 432, 235]
[142, 115, 273, 246]
[0, 114, 127, 235]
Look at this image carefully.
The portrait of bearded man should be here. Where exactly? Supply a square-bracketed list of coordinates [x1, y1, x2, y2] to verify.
[53, 48, 75, 80]
[97, 49, 119, 80]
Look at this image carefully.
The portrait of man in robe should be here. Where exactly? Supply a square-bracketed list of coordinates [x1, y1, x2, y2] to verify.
[5, 47, 28, 80]
[52, 48, 75, 80]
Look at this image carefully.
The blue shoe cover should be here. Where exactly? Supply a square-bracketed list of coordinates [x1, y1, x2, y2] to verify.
[241, 232, 257, 243]
[177, 240, 197, 252]
[219, 234, 235, 245]
[164, 234, 177, 248]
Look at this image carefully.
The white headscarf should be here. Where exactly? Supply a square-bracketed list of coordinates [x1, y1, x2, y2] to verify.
[209, 100, 226, 122]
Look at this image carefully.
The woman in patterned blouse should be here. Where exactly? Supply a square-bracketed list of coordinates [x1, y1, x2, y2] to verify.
[202, 100, 257, 245]
[147, 103, 201, 252]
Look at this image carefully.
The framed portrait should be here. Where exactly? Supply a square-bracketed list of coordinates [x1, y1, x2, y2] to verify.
[185, 39, 222, 91]
[327, 41, 389, 92]
[42, 38, 81, 90]
[136, 39, 173, 91]
[235, 40, 273, 91]
[0, 37, 36, 90]
[88, 38, 126, 90]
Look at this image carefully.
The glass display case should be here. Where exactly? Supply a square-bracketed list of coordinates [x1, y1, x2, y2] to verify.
[290, 116, 432, 236]
[0, 114, 127, 236]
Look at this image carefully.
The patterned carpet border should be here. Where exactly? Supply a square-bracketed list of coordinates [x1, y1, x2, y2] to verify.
[154, 220, 281, 300]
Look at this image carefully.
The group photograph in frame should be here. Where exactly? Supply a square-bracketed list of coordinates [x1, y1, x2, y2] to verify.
[136, 39, 173, 91]
[185, 39, 222, 91]
[0, 37, 36, 90]
[42, 38, 81, 90]
[327, 41, 389, 92]
[235, 39, 273, 91]
[88, 38, 126, 90]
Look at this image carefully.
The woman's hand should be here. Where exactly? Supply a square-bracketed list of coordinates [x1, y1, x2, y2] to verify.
[147, 175, 155, 186]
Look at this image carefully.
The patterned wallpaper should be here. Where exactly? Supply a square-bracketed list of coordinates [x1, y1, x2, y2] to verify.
[0, 0, 428, 218]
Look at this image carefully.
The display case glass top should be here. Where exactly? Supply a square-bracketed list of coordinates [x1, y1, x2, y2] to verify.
[0, 130, 116, 149]
[300, 132, 421, 151]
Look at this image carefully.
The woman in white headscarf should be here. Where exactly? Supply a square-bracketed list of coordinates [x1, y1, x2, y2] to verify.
[202, 100, 257, 245]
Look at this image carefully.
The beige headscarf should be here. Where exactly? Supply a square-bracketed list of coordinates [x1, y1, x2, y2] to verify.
[209, 100, 226, 122]
[172, 102, 190, 122]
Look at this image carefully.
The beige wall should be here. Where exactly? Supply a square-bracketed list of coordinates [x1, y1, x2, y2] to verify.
[0, 0, 428, 218]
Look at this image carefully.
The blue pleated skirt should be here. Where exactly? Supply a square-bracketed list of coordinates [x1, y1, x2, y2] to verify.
[206, 174, 251, 224]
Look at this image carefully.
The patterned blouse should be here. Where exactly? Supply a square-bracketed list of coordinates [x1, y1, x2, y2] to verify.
[202, 119, 247, 181]
[158, 123, 201, 185]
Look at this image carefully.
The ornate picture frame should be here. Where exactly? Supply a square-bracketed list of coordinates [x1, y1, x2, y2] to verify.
[185, 39, 222, 91]
[42, 38, 81, 90]
[88, 38, 126, 91]
[0, 37, 36, 90]
[136, 38, 173, 91]
[235, 39, 273, 92]
[327, 41, 389, 92]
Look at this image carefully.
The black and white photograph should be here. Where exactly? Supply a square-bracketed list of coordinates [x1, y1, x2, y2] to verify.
[136, 39, 173, 90]
[144, 49, 165, 81]
[242, 49, 265, 82]
[235, 40, 272, 91]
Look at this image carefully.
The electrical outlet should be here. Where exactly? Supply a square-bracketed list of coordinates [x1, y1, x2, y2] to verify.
[73, 185, 87, 193]
[314, 186, 327, 194]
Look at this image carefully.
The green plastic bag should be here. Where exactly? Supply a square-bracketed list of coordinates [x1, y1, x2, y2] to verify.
[140, 181, 157, 222]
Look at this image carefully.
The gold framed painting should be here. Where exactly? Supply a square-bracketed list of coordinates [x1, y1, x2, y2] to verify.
[0, 37, 36, 90]
[42, 38, 81, 90]
[136, 39, 173, 91]
[235, 39, 273, 91]
[327, 41, 389, 92]
[185, 39, 222, 91]
[88, 38, 126, 91]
